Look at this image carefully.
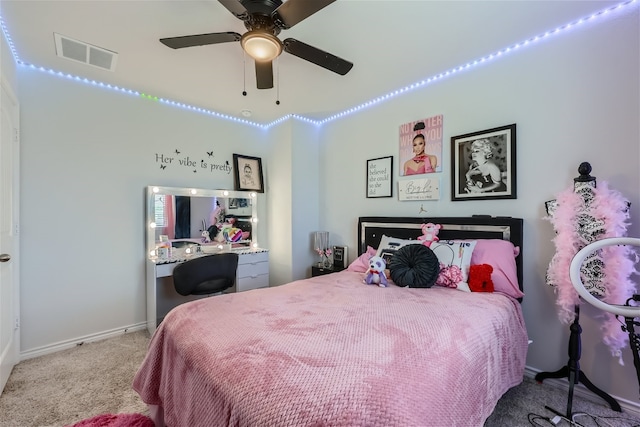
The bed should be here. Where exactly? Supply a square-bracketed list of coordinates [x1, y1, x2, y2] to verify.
[133, 216, 528, 427]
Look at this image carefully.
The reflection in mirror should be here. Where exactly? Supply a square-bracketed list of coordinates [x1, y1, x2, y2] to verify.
[147, 186, 258, 261]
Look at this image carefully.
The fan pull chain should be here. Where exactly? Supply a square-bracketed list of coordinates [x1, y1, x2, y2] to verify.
[242, 51, 247, 96]
[275, 57, 280, 105]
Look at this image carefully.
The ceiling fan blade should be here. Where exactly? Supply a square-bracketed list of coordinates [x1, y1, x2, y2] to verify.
[255, 60, 274, 89]
[160, 32, 241, 49]
[217, 0, 249, 20]
[272, 0, 336, 29]
[283, 38, 353, 75]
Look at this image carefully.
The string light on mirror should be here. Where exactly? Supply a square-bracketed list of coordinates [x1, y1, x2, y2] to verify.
[146, 186, 262, 262]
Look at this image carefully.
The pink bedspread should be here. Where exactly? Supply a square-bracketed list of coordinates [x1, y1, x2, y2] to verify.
[133, 271, 528, 427]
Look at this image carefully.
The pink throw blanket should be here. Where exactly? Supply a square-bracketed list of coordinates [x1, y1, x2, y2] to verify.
[133, 271, 528, 426]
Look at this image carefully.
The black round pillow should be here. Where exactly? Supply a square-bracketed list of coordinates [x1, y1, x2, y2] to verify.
[388, 244, 440, 288]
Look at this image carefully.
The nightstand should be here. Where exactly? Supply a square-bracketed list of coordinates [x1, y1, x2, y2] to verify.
[311, 265, 344, 277]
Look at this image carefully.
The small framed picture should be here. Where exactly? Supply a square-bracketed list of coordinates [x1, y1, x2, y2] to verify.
[451, 124, 516, 201]
[367, 156, 393, 198]
[233, 154, 264, 193]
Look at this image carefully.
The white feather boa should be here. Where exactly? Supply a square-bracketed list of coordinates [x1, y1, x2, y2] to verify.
[546, 181, 636, 362]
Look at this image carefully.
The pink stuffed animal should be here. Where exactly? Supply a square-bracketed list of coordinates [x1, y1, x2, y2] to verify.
[418, 222, 441, 247]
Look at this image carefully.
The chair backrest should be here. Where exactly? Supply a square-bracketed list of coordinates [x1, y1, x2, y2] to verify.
[172, 253, 239, 296]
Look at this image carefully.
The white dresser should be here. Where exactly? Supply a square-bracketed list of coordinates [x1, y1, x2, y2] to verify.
[236, 250, 269, 292]
[146, 249, 269, 334]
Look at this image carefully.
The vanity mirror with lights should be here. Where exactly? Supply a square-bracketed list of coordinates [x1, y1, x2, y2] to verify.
[145, 186, 269, 334]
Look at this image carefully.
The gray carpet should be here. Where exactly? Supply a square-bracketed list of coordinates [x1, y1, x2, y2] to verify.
[486, 377, 640, 427]
[0, 331, 150, 427]
[1, 330, 639, 427]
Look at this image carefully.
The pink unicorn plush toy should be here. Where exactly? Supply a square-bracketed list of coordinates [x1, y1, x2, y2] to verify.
[418, 223, 441, 247]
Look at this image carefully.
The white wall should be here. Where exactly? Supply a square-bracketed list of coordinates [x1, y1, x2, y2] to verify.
[265, 120, 322, 285]
[318, 11, 640, 405]
[17, 69, 271, 353]
[290, 120, 322, 279]
[265, 122, 294, 286]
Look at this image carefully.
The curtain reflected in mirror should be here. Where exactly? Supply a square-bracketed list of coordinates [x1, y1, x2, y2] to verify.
[175, 196, 191, 239]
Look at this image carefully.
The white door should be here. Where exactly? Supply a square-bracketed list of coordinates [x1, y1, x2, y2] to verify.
[0, 80, 20, 395]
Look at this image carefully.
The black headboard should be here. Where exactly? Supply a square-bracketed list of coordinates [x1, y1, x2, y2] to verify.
[358, 216, 524, 292]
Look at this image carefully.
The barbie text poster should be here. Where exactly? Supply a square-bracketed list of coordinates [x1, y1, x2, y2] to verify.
[399, 114, 443, 176]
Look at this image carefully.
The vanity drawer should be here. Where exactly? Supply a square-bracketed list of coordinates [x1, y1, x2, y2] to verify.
[238, 251, 269, 265]
[236, 251, 269, 292]
[156, 263, 177, 278]
[237, 274, 269, 292]
[237, 260, 269, 278]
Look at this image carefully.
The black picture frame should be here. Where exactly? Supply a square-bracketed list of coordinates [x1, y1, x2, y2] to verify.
[366, 156, 393, 198]
[233, 154, 264, 193]
[450, 124, 517, 201]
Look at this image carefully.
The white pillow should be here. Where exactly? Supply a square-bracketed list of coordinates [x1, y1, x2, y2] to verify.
[430, 240, 477, 286]
[375, 235, 421, 265]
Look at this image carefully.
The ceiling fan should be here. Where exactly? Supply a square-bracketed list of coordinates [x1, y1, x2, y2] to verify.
[160, 0, 353, 89]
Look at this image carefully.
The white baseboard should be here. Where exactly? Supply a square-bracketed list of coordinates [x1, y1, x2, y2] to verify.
[525, 366, 640, 417]
[19, 322, 148, 361]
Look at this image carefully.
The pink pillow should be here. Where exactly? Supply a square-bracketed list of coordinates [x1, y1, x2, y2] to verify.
[347, 246, 377, 273]
[468, 239, 523, 299]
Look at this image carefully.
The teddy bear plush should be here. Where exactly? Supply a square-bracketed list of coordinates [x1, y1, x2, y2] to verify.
[364, 256, 388, 287]
[468, 264, 494, 292]
[417, 222, 441, 247]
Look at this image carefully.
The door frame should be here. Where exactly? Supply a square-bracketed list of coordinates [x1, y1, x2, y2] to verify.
[0, 76, 20, 395]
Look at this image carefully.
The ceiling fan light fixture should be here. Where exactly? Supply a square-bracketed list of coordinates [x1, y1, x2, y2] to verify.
[241, 31, 282, 61]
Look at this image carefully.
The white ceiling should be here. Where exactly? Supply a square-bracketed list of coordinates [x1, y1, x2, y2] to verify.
[0, 0, 624, 124]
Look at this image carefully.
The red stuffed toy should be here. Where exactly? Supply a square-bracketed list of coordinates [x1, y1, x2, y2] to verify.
[468, 264, 494, 292]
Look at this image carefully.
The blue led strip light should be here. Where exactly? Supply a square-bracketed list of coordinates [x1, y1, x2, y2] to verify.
[1, 0, 637, 128]
[316, 0, 639, 126]
[0, 15, 20, 64]
[16, 63, 266, 128]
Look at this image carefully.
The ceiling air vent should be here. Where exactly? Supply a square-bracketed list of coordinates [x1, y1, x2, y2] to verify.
[54, 33, 118, 72]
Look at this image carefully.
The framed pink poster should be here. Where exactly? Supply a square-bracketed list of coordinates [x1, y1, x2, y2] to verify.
[399, 115, 443, 176]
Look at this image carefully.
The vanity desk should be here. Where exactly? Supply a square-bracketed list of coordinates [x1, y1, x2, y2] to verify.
[145, 186, 267, 334]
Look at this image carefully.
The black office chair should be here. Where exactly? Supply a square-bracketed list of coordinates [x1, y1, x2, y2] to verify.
[172, 253, 239, 296]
